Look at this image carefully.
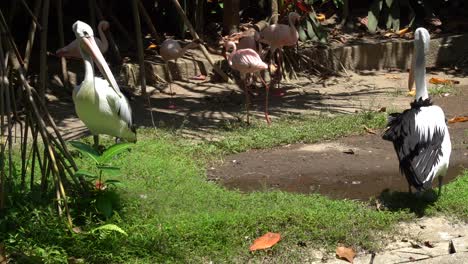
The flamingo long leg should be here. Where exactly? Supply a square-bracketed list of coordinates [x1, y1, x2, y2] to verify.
[258, 74, 271, 124]
[243, 77, 250, 124]
[165, 62, 175, 108]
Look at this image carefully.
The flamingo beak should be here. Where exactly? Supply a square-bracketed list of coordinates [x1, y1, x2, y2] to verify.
[81, 36, 122, 97]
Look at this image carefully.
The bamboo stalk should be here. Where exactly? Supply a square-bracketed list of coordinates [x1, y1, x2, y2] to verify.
[170, 0, 231, 82]
[20, 0, 42, 30]
[24, 0, 42, 71]
[56, 0, 70, 90]
[108, 11, 134, 46]
[38, 0, 50, 103]
[137, 0, 161, 43]
[0, 40, 5, 209]
[131, 0, 147, 96]
[88, 0, 97, 29]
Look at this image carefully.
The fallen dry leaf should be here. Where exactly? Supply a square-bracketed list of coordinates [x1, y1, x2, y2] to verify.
[190, 74, 206, 81]
[316, 13, 326, 22]
[336, 246, 355, 263]
[378, 107, 387, 112]
[0, 243, 6, 264]
[407, 89, 416, 97]
[364, 125, 377, 135]
[398, 27, 410, 36]
[146, 43, 157, 50]
[429, 77, 460, 85]
[249, 232, 281, 251]
[448, 116, 468, 124]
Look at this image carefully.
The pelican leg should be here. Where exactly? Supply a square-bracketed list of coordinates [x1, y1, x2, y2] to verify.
[93, 135, 99, 150]
[258, 74, 271, 125]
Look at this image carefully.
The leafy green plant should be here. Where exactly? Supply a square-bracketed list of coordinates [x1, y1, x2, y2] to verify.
[367, 0, 411, 33]
[280, 0, 329, 43]
[69, 141, 132, 218]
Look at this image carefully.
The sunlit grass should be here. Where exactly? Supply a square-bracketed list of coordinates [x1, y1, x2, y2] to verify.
[1, 111, 468, 263]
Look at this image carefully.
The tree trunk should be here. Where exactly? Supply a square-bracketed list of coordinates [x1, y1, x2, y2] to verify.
[223, 0, 240, 34]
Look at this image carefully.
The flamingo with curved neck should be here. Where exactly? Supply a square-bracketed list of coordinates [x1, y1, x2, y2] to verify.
[57, 20, 110, 59]
[259, 12, 301, 95]
[160, 39, 199, 108]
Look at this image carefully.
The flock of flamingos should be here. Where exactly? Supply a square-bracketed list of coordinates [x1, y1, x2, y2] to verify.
[55, 12, 451, 197]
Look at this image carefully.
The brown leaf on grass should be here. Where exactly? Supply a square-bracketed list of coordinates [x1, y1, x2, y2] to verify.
[249, 232, 281, 251]
[336, 246, 355, 263]
[364, 125, 377, 135]
[378, 107, 387, 112]
[448, 116, 468, 124]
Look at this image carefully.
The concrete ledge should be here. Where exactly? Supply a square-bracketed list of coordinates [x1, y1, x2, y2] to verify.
[120, 33, 468, 87]
[303, 33, 468, 71]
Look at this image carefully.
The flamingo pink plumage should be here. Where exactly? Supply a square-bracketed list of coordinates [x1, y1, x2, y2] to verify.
[259, 12, 300, 95]
[225, 41, 270, 124]
[160, 39, 199, 108]
[56, 20, 110, 59]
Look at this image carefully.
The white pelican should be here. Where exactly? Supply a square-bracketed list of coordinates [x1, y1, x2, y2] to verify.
[72, 20, 136, 148]
[382, 27, 451, 195]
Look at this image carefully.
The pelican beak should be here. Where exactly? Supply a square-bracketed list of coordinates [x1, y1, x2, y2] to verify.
[81, 36, 122, 97]
[407, 55, 416, 96]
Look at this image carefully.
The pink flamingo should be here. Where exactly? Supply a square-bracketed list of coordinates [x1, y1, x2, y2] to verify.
[159, 39, 199, 108]
[225, 41, 270, 124]
[56, 20, 110, 59]
[259, 12, 301, 96]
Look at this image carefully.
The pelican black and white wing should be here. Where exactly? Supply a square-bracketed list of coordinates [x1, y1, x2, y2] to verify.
[382, 98, 451, 190]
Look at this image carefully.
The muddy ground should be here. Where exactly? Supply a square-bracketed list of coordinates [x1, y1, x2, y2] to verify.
[208, 92, 468, 200]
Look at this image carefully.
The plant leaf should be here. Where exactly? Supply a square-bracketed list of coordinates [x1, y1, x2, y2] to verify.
[298, 25, 308, 42]
[367, 0, 383, 33]
[69, 141, 99, 163]
[336, 246, 356, 263]
[96, 194, 113, 218]
[385, 0, 393, 8]
[249, 232, 281, 251]
[98, 143, 132, 164]
[91, 224, 128, 236]
[75, 169, 98, 179]
[97, 165, 121, 177]
[306, 19, 317, 41]
[390, 0, 400, 31]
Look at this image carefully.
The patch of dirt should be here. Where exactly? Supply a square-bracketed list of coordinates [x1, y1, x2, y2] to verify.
[208, 88, 468, 200]
[48, 67, 468, 142]
[305, 216, 468, 264]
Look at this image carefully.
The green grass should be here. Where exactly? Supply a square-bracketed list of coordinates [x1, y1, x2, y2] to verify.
[2, 112, 468, 263]
[428, 83, 454, 96]
[207, 111, 387, 154]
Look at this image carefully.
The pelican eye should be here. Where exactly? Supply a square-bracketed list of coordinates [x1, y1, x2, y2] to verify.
[83, 31, 90, 37]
